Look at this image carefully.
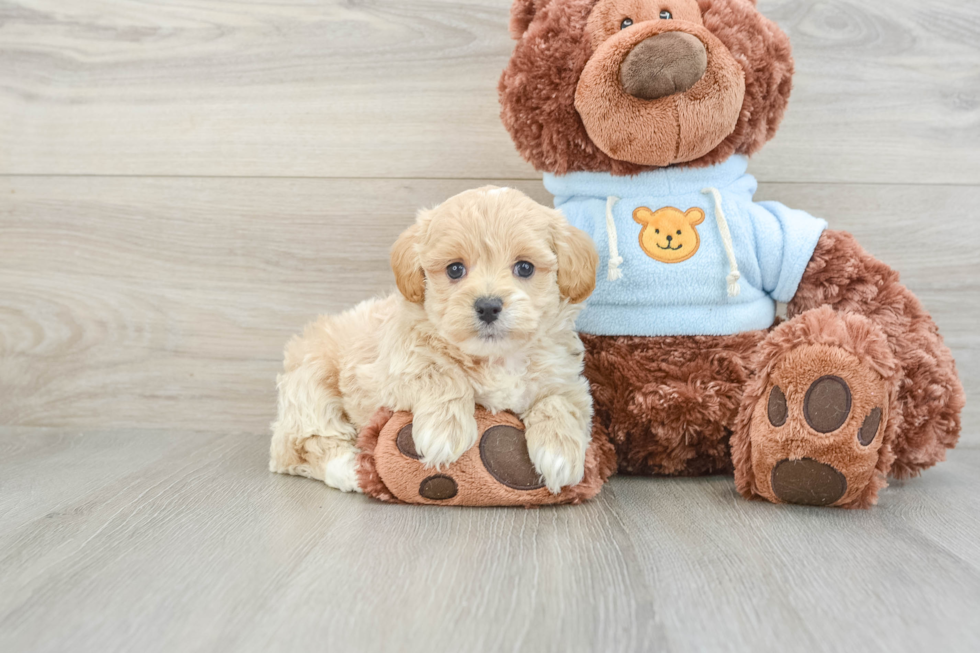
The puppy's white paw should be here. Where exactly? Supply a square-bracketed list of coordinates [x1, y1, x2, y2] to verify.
[323, 450, 362, 493]
[412, 407, 479, 468]
[526, 428, 587, 494]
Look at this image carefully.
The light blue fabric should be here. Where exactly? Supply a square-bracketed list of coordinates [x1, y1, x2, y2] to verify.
[544, 155, 827, 336]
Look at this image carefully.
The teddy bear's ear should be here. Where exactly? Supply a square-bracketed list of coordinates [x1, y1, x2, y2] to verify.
[509, 0, 540, 40]
[633, 207, 655, 225]
[390, 220, 426, 304]
[686, 208, 706, 226]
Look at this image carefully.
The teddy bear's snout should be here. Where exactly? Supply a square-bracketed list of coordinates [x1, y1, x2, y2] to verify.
[620, 31, 707, 100]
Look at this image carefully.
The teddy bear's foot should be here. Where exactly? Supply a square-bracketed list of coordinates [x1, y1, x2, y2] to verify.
[733, 307, 901, 508]
[355, 407, 616, 507]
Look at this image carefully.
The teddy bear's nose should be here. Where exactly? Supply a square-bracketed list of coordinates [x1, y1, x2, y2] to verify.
[666, 234, 673, 242]
[620, 32, 708, 100]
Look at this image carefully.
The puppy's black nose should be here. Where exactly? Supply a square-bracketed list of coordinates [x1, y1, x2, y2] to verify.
[475, 296, 503, 324]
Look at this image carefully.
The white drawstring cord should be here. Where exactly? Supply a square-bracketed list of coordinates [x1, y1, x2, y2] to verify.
[702, 187, 741, 297]
[604, 196, 623, 281]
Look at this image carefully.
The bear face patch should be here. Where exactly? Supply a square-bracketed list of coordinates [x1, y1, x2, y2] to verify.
[633, 206, 705, 263]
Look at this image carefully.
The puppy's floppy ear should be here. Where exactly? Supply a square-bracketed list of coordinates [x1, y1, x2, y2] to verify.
[553, 218, 598, 304]
[390, 221, 425, 303]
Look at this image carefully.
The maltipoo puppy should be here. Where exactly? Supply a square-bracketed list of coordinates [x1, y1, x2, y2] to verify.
[270, 187, 598, 493]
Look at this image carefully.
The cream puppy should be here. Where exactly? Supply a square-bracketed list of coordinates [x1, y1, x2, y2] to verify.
[270, 187, 598, 493]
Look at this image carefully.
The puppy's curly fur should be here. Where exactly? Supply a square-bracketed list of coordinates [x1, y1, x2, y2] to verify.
[270, 187, 599, 494]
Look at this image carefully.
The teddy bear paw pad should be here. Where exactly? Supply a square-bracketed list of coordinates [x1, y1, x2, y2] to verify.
[418, 474, 458, 500]
[770, 457, 847, 507]
[479, 425, 546, 490]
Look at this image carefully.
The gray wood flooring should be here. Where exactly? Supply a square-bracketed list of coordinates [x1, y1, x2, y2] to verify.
[1, 0, 979, 651]
[1, 429, 979, 653]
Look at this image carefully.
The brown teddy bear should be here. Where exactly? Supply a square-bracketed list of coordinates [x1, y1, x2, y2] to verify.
[498, 0, 965, 507]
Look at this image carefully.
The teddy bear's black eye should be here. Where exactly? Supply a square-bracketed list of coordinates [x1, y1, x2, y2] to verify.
[446, 262, 466, 280]
[514, 261, 535, 278]
[676, 230, 682, 235]
[660, 10, 672, 20]
[620, 18, 633, 29]
[655, 229, 660, 234]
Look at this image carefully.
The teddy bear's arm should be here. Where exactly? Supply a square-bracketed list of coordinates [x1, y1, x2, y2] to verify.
[786, 230, 899, 319]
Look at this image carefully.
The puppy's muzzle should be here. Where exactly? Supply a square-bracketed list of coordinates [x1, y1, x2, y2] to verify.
[474, 296, 504, 325]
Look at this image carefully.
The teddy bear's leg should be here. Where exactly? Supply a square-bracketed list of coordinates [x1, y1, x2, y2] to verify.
[732, 307, 900, 508]
[355, 408, 617, 506]
[582, 331, 765, 476]
[732, 231, 964, 507]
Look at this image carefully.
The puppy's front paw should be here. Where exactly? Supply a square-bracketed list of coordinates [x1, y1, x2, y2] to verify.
[526, 426, 587, 494]
[323, 449, 362, 493]
[412, 406, 479, 468]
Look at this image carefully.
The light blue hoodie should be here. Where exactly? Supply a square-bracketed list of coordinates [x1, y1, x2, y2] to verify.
[544, 155, 827, 337]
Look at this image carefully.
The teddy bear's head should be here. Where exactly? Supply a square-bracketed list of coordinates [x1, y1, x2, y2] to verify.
[499, 0, 793, 175]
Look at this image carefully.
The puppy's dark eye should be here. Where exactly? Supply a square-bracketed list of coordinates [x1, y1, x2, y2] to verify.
[660, 10, 672, 20]
[514, 261, 535, 278]
[620, 18, 633, 29]
[446, 262, 466, 280]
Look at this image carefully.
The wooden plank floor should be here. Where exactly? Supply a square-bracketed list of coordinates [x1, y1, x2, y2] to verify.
[1, 429, 979, 653]
[1, 0, 979, 651]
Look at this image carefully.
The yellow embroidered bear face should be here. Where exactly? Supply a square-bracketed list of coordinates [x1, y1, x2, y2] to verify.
[633, 206, 705, 263]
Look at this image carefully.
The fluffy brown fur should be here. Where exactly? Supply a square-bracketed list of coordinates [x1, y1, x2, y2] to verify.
[582, 329, 766, 476]
[499, 0, 793, 175]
